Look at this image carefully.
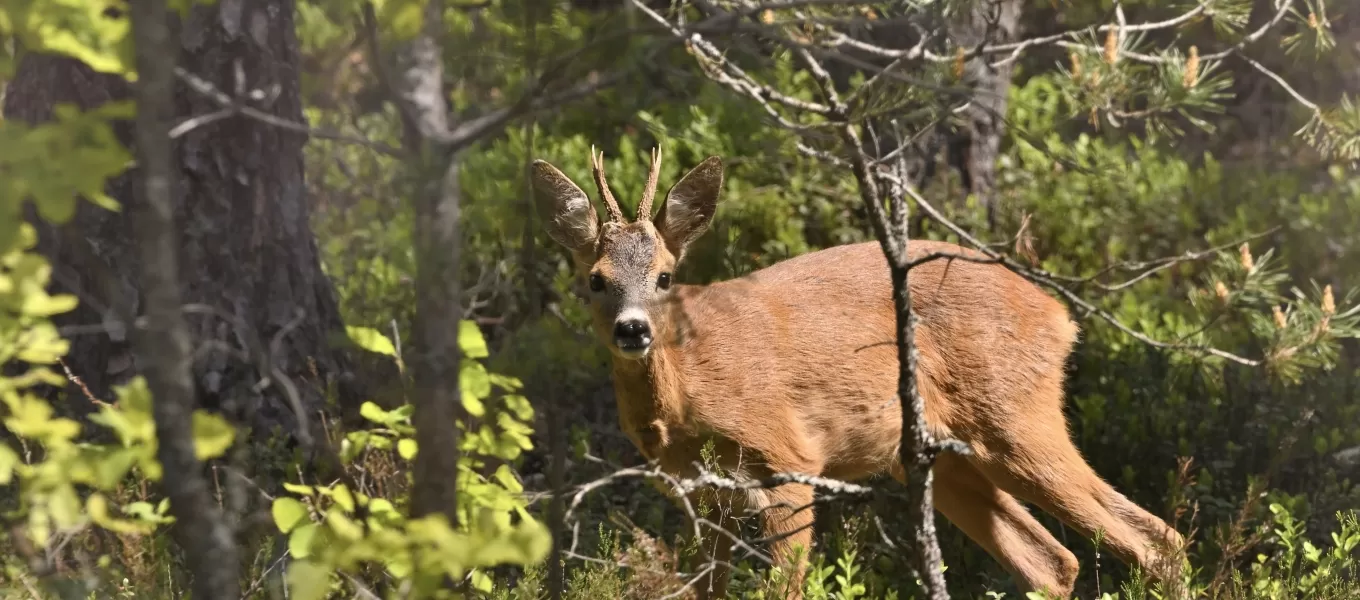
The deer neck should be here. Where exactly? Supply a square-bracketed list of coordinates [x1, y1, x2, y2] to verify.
[610, 300, 689, 459]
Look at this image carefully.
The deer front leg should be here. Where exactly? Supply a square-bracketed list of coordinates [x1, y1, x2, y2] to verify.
[754, 481, 815, 600]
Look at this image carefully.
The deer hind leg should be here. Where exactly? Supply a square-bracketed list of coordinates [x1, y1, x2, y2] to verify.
[749, 481, 816, 600]
[970, 412, 1186, 587]
[894, 454, 1079, 597]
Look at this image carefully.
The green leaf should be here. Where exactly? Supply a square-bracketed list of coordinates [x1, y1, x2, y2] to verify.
[191, 411, 236, 460]
[124, 501, 173, 524]
[502, 394, 534, 421]
[283, 482, 316, 496]
[48, 485, 83, 528]
[375, 0, 426, 41]
[461, 362, 491, 416]
[286, 560, 333, 600]
[459, 320, 490, 359]
[0, 444, 17, 485]
[20, 292, 78, 317]
[359, 401, 389, 424]
[16, 0, 134, 76]
[34, 182, 78, 226]
[288, 523, 319, 559]
[325, 508, 364, 540]
[471, 570, 495, 592]
[91, 447, 141, 489]
[368, 498, 398, 517]
[272, 497, 310, 533]
[489, 373, 524, 391]
[347, 325, 396, 356]
[331, 484, 356, 513]
[398, 438, 418, 460]
[88, 493, 157, 534]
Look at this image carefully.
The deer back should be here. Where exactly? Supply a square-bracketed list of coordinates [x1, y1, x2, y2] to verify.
[626, 239, 1079, 482]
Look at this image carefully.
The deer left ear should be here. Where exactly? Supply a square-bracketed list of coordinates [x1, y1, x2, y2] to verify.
[654, 156, 723, 260]
[531, 159, 600, 256]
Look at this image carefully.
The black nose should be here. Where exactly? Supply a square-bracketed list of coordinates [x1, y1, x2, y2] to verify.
[613, 319, 652, 349]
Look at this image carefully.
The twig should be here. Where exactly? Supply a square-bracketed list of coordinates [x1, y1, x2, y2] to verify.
[173, 68, 403, 156]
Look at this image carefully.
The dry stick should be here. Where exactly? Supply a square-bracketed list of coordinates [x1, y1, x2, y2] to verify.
[172, 67, 402, 156]
[127, 0, 239, 598]
[544, 459, 924, 594]
[773, 19, 954, 592]
[633, 1, 957, 594]
[687, 0, 1321, 173]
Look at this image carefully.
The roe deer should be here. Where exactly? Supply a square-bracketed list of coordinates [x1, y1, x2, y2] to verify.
[531, 148, 1185, 599]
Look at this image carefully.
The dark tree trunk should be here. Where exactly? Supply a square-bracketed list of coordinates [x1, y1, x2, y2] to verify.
[829, 0, 1023, 231]
[3, 0, 362, 441]
[948, 0, 1023, 232]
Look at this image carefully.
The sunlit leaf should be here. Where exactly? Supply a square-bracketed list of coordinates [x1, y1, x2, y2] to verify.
[272, 497, 310, 533]
[459, 320, 489, 359]
[191, 411, 236, 460]
[460, 362, 491, 416]
[0, 444, 18, 486]
[331, 484, 356, 513]
[359, 401, 389, 424]
[88, 493, 157, 534]
[286, 560, 333, 600]
[347, 325, 397, 356]
[284, 482, 316, 496]
[289, 522, 320, 559]
[398, 438, 417, 460]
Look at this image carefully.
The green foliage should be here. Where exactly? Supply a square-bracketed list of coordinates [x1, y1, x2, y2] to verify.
[0, 101, 130, 252]
[1003, 74, 1360, 381]
[1, 214, 235, 571]
[0, 0, 133, 77]
[803, 549, 871, 600]
[1239, 506, 1360, 598]
[0, 8, 236, 567]
[3, 0, 1358, 598]
[347, 325, 399, 357]
[273, 323, 549, 599]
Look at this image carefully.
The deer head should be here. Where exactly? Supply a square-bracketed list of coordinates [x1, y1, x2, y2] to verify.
[531, 148, 724, 360]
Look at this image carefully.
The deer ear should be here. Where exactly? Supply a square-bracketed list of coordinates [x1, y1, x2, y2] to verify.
[654, 156, 723, 259]
[531, 160, 599, 255]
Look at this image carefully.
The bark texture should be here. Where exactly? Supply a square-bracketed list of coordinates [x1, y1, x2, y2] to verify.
[830, 0, 1023, 231]
[4, 0, 361, 438]
[391, 0, 465, 525]
[947, 0, 1023, 232]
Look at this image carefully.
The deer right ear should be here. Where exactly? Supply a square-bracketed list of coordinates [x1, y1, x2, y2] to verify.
[654, 156, 723, 259]
[531, 160, 600, 254]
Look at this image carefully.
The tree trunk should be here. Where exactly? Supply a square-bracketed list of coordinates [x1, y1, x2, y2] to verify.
[127, 0, 240, 596]
[829, 0, 1023, 231]
[948, 0, 1023, 232]
[3, 0, 362, 441]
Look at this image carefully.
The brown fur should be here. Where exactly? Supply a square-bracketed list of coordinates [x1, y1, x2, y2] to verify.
[532, 153, 1185, 599]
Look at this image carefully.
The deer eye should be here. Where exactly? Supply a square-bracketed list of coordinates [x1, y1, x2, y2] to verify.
[588, 273, 605, 292]
[657, 272, 672, 290]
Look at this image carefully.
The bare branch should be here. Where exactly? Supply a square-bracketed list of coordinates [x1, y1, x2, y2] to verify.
[1240, 55, 1319, 112]
[173, 67, 402, 156]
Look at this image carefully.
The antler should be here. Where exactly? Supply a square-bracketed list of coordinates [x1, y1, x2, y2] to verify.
[636, 146, 663, 221]
[590, 145, 625, 223]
